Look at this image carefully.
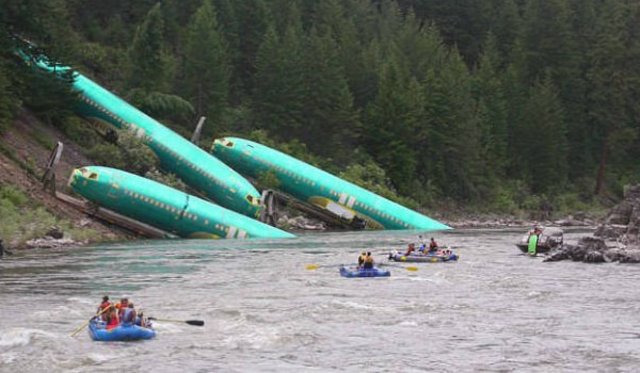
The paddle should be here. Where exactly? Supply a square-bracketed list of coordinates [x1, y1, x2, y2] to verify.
[306, 263, 419, 271]
[147, 317, 204, 326]
[70, 305, 111, 337]
[305, 263, 345, 270]
[379, 263, 419, 271]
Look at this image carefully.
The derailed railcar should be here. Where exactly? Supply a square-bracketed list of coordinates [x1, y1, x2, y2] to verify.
[211, 137, 450, 231]
[69, 166, 294, 239]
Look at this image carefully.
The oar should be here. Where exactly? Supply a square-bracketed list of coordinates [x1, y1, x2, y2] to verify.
[379, 263, 419, 271]
[305, 263, 346, 270]
[147, 317, 204, 326]
[70, 305, 110, 337]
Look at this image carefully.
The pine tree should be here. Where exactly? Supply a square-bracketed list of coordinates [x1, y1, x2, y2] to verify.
[363, 51, 421, 195]
[519, 75, 568, 194]
[184, 0, 231, 127]
[3, 0, 79, 61]
[473, 33, 509, 179]
[0, 12, 14, 133]
[201, 0, 242, 104]
[587, 0, 636, 194]
[127, 3, 167, 92]
[231, 0, 271, 98]
[406, 0, 492, 66]
[253, 24, 305, 137]
[486, 0, 521, 66]
[0, 65, 13, 133]
[420, 46, 485, 200]
[300, 28, 360, 162]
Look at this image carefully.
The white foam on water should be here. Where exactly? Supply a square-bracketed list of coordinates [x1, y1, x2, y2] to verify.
[149, 322, 182, 334]
[0, 328, 53, 347]
[392, 275, 438, 283]
[329, 299, 396, 313]
[33, 304, 79, 319]
[221, 325, 283, 350]
[0, 351, 19, 364]
[398, 320, 418, 327]
[85, 352, 119, 364]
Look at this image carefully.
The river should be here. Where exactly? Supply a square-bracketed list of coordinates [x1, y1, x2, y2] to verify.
[1, 228, 639, 372]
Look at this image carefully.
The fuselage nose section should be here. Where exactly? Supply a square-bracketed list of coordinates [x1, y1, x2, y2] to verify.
[68, 167, 86, 187]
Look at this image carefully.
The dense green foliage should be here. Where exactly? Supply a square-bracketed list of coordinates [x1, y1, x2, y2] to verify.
[2, 0, 639, 214]
[86, 130, 160, 175]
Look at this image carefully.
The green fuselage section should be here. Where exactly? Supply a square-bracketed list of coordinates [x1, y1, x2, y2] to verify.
[69, 166, 294, 239]
[22, 50, 262, 218]
[212, 138, 451, 231]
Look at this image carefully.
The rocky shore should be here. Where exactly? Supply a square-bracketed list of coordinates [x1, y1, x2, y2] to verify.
[545, 185, 640, 263]
[22, 225, 92, 250]
[445, 214, 595, 229]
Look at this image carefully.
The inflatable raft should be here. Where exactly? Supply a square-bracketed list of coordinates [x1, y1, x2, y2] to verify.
[388, 249, 458, 263]
[88, 319, 156, 341]
[339, 266, 390, 278]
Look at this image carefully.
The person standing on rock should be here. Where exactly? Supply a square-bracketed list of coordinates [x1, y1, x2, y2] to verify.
[527, 226, 542, 256]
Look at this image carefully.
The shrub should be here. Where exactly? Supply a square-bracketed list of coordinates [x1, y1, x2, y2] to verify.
[245, 129, 335, 171]
[87, 129, 159, 175]
[0, 185, 29, 207]
[256, 170, 281, 190]
[60, 116, 101, 149]
[116, 130, 159, 174]
[339, 160, 418, 209]
[144, 169, 187, 192]
[87, 142, 126, 169]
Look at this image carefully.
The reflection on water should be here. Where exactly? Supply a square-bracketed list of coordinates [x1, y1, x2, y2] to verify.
[1, 228, 640, 372]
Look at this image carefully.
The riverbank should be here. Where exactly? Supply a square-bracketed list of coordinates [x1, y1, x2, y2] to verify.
[444, 213, 598, 229]
[0, 110, 132, 252]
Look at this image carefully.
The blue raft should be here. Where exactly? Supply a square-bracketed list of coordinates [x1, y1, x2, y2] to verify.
[339, 266, 391, 278]
[88, 319, 156, 341]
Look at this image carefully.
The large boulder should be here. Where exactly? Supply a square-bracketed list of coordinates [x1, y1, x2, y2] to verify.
[593, 184, 640, 245]
[593, 224, 627, 240]
[547, 185, 640, 263]
[45, 225, 65, 239]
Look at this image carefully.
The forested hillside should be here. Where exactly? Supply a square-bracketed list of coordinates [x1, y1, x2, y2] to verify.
[1, 0, 638, 215]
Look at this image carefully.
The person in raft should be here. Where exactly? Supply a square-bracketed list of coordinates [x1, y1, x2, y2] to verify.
[97, 296, 112, 321]
[357, 251, 367, 268]
[418, 235, 427, 252]
[104, 305, 119, 330]
[404, 243, 416, 256]
[363, 252, 374, 269]
[120, 302, 137, 326]
[135, 308, 149, 328]
[428, 237, 439, 253]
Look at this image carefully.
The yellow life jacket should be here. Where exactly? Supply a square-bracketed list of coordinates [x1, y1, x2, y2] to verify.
[364, 255, 374, 264]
